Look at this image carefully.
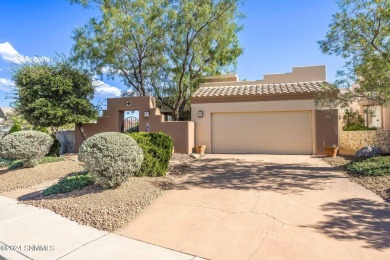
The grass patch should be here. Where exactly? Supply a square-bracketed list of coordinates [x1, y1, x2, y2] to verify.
[43, 172, 94, 196]
[346, 156, 390, 176]
[7, 156, 65, 170]
[40, 156, 64, 164]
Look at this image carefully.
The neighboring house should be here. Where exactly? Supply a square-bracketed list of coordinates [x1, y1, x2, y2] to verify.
[191, 65, 338, 155]
[0, 107, 14, 123]
[339, 97, 390, 130]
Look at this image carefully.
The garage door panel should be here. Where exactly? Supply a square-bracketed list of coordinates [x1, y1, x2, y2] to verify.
[211, 111, 312, 154]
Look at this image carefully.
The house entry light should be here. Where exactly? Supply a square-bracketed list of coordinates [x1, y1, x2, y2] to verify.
[144, 111, 150, 118]
[198, 111, 203, 118]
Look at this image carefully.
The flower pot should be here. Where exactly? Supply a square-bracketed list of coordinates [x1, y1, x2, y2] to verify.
[196, 145, 206, 154]
[325, 146, 338, 157]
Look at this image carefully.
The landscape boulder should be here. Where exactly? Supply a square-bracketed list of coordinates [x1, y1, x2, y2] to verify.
[355, 146, 383, 158]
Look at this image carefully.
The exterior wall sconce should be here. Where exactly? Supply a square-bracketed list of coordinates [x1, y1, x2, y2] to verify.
[144, 111, 150, 118]
[198, 111, 203, 118]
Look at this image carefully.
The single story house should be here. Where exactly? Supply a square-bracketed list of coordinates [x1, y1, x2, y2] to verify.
[191, 65, 338, 155]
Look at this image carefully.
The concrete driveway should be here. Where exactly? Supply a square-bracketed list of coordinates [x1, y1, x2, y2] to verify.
[117, 155, 390, 260]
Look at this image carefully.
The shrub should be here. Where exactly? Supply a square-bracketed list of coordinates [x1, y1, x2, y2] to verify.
[78, 132, 143, 188]
[9, 123, 22, 134]
[0, 158, 14, 167]
[43, 172, 94, 196]
[8, 160, 24, 170]
[129, 132, 173, 177]
[40, 156, 64, 164]
[7, 156, 64, 170]
[48, 137, 61, 157]
[342, 109, 365, 130]
[0, 131, 53, 167]
[346, 156, 390, 176]
[33, 126, 49, 134]
[343, 125, 377, 131]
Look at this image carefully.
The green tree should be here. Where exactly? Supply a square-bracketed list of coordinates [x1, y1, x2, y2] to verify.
[12, 58, 97, 139]
[317, 0, 390, 109]
[71, 0, 243, 120]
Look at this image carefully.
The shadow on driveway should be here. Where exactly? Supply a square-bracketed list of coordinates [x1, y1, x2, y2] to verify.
[170, 157, 344, 194]
[308, 198, 390, 250]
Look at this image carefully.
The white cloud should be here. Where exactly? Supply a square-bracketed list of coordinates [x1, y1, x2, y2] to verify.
[0, 78, 15, 91]
[93, 80, 122, 97]
[0, 42, 49, 64]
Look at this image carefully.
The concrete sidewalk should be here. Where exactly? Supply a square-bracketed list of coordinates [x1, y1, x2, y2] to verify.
[0, 196, 198, 260]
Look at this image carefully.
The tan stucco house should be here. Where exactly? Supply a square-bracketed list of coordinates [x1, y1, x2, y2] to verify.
[339, 96, 390, 130]
[191, 65, 338, 155]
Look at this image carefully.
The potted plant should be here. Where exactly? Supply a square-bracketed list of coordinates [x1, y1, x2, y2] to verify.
[324, 143, 339, 157]
[196, 145, 206, 154]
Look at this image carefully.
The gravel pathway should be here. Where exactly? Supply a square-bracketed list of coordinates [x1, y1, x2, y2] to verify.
[322, 156, 390, 202]
[0, 161, 84, 193]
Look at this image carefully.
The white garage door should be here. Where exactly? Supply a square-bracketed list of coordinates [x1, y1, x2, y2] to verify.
[211, 111, 313, 154]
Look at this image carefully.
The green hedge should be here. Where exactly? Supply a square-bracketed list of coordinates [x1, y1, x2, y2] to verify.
[346, 156, 390, 176]
[129, 132, 173, 177]
[344, 125, 377, 131]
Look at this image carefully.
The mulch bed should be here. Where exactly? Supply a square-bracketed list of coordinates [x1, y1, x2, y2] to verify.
[322, 156, 390, 202]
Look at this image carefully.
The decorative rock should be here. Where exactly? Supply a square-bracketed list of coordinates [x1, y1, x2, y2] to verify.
[355, 146, 383, 158]
[190, 153, 203, 159]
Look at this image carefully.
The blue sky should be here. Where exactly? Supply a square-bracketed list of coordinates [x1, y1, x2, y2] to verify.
[0, 0, 345, 107]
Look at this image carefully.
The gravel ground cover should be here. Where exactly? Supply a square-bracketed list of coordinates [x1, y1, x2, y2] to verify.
[22, 154, 192, 231]
[0, 160, 84, 193]
[170, 153, 194, 162]
[24, 175, 175, 231]
[322, 156, 390, 202]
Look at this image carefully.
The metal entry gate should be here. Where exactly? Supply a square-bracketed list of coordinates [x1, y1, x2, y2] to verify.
[121, 116, 139, 133]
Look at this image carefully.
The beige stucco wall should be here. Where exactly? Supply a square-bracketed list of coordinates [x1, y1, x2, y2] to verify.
[200, 65, 326, 88]
[384, 106, 390, 130]
[339, 130, 390, 153]
[75, 96, 195, 154]
[192, 99, 319, 154]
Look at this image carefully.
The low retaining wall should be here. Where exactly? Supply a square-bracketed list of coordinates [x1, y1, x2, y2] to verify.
[339, 130, 390, 153]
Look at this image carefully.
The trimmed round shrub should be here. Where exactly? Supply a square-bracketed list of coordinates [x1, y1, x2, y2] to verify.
[129, 132, 173, 177]
[0, 130, 53, 167]
[78, 132, 144, 188]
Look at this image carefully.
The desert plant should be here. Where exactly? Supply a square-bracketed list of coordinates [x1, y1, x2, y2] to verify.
[0, 158, 15, 167]
[8, 123, 22, 134]
[343, 125, 376, 131]
[346, 156, 390, 176]
[43, 172, 94, 196]
[7, 156, 64, 170]
[78, 132, 143, 188]
[129, 132, 173, 177]
[0, 131, 53, 167]
[342, 109, 366, 131]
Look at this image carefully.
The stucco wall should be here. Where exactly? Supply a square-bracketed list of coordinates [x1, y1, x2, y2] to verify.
[339, 130, 390, 153]
[75, 96, 195, 154]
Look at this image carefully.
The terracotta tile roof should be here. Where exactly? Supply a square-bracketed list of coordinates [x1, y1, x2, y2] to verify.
[192, 81, 329, 98]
